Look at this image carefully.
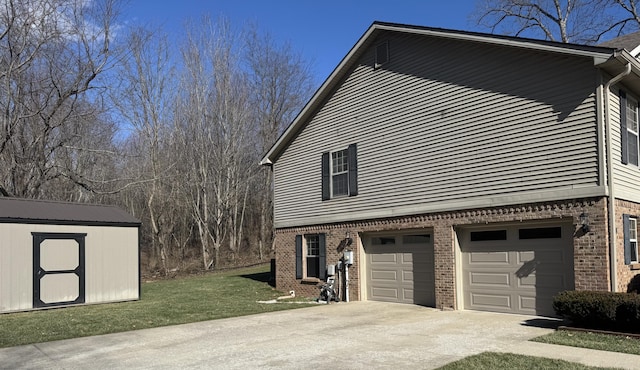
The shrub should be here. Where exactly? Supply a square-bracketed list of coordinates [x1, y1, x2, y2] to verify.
[628, 275, 640, 294]
[553, 291, 640, 333]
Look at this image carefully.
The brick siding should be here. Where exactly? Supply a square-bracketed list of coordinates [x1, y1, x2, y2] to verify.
[615, 199, 640, 292]
[274, 197, 613, 310]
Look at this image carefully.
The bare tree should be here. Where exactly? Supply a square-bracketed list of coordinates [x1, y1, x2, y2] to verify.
[177, 17, 217, 270]
[473, 0, 624, 43]
[599, 0, 640, 36]
[48, 108, 120, 202]
[176, 17, 255, 269]
[111, 27, 178, 273]
[245, 25, 314, 260]
[0, 0, 124, 198]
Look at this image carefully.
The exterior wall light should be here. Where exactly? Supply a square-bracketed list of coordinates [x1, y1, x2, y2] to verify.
[580, 212, 590, 233]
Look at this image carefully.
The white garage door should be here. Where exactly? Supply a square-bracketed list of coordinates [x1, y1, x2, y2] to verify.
[460, 224, 574, 316]
[366, 233, 435, 306]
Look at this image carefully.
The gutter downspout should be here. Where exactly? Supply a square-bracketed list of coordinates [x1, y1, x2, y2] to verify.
[604, 62, 631, 292]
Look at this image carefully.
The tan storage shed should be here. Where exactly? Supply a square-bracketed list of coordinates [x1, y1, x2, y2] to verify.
[0, 197, 141, 313]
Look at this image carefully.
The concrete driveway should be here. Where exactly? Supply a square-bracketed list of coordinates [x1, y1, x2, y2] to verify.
[0, 301, 569, 369]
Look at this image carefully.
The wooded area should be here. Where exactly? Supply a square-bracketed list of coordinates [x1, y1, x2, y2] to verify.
[5, 0, 640, 276]
[0, 0, 314, 275]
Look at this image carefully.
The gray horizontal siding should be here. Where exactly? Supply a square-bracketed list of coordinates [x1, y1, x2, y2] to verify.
[610, 86, 640, 201]
[274, 33, 601, 227]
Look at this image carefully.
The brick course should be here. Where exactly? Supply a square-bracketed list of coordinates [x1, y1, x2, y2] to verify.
[274, 196, 617, 310]
[615, 199, 640, 292]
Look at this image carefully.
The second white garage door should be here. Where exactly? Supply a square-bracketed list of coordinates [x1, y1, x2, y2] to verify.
[460, 223, 575, 316]
[365, 233, 435, 306]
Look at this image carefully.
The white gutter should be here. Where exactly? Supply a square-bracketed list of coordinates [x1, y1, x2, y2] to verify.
[604, 61, 631, 292]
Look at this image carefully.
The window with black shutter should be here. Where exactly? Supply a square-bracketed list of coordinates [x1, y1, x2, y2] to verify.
[331, 149, 349, 196]
[321, 144, 358, 200]
[294, 233, 327, 280]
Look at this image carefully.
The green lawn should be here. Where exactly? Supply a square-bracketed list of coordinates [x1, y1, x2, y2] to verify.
[532, 330, 640, 355]
[439, 327, 640, 369]
[0, 264, 315, 348]
[436, 352, 620, 370]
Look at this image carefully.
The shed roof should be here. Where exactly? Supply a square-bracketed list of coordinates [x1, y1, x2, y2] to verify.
[0, 197, 141, 226]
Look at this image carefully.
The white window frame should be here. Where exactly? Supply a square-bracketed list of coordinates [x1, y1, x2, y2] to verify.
[626, 96, 639, 166]
[305, 234, 320, 279]
[330, 148, 349, 197]
[631, 218, 639, 264]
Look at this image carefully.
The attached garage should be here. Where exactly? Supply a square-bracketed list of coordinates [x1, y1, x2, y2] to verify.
[0, 197, 141, 313]
[364, 232, 435, 306]
[459, 223, 575, 316]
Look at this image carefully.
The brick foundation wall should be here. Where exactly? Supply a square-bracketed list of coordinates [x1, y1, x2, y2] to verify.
[274, 197, 610, 310]
[615, 199, 640, 292]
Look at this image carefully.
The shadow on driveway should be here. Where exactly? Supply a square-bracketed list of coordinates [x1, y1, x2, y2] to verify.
[520, 317, 564, 330]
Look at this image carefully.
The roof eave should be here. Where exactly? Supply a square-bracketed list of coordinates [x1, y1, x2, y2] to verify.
[0, 217, 142, 227]
[374, 22, 615, 58]
[595, 49, 640, 93]
[260, 24, 380, 166]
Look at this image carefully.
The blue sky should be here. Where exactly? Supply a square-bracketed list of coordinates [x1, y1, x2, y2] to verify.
[124, 1, 479, 83]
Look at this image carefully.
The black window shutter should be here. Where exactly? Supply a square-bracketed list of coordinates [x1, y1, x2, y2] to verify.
[318, 233, 326, 280]
[348, 143, 358, 196]
[321, 152, 330, 200]
[295, 235, 303, 279]
[620, 90, 629, 164]
[624, 214, 632, 265]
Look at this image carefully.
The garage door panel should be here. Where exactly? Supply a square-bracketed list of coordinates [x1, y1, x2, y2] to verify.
[371, 253, 397, 263]
[371, 269, 398, 282]
[413, 274, 432, 283]
[371, 287, 399, 300]
[532, 273, 567, 288]
[403, 288, 413, 300]
[470, 292, 512, 310]
[518, 274, 536, 287]
[533, 296, 555, 310]
[470, 272, 510, 286]
[519, 296, 536, 311]
[413, 287, 433, 301]
[402, 270, 413, 282]
[518, 251, 535, 262]
[461, 224, 574, 316]
[412, 251, 432, 264]
[533, 250, 566, 262]
[469, 251, 510, 263]
[367, 233, 435, 307]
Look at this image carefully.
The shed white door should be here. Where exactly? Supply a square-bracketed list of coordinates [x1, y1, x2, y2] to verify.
[366, 233, 435, 306]
[460, 224, 574, 316]
[33, 233, 86, 308]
